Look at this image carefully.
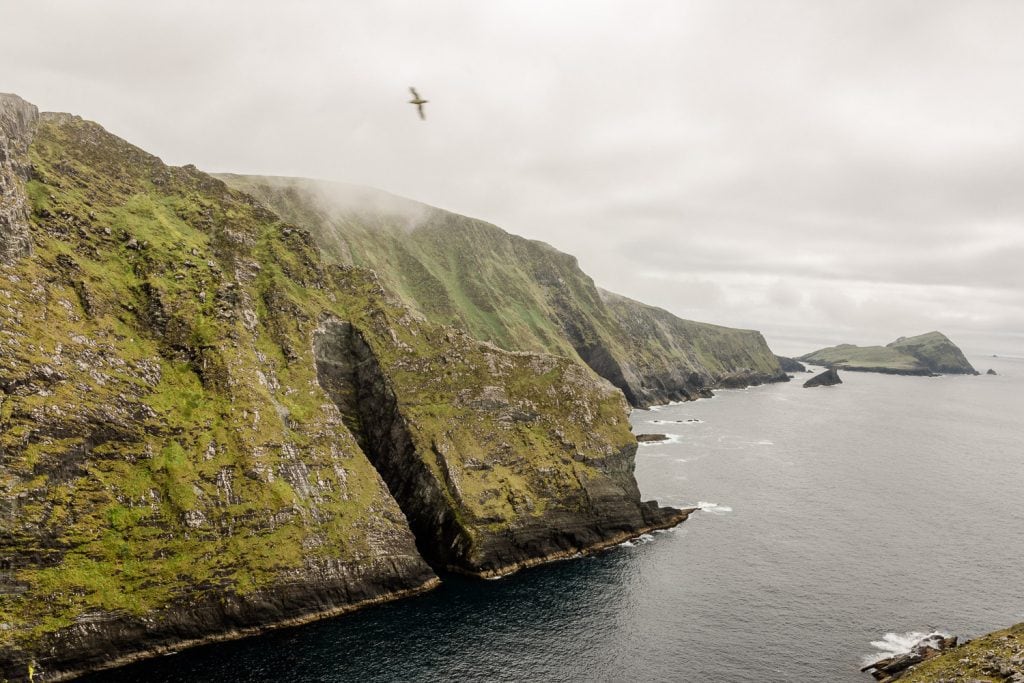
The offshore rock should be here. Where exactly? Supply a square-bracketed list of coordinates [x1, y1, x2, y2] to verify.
[635, 434, 669, 443]
[986, 368, 997, 375]
[804, 367, 842, 388]
[0, 93, 39, 262]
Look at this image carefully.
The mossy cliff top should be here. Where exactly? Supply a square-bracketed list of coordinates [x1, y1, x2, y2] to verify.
[217, 175, 786, 407]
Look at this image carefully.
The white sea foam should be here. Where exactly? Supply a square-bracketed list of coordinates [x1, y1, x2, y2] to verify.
[862, 630, 950, 667]
[637, 434, 683, 447]
[618, 534, 656, 549]
[694, 501, 733, 514]
[754, 439, 773, 445]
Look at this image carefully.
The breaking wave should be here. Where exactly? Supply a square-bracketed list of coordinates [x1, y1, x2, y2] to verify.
[862, 630, 950, 667]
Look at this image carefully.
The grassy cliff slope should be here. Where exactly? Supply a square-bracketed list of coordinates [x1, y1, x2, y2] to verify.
[216, 175, 785, 406]
[0, 95, 685, 680]
[0, 96, 436, 680]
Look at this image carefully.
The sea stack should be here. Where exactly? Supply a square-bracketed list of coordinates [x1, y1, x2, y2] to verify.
[803, 368, 842, 388]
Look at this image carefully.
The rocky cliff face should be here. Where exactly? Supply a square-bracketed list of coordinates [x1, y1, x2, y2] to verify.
[0, 100, 437, 681]
[598, 290, 787, 403]
[215, 175, 786, 407]
[321, 269, 687, 577]
[0, 94, 38, 262]
[0, 97, 685, 680]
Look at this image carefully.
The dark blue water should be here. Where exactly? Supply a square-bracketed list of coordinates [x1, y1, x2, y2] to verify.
[84, 355, 1024, 682]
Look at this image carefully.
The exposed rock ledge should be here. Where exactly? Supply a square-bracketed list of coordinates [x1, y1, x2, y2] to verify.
[0, 93, 39, 262]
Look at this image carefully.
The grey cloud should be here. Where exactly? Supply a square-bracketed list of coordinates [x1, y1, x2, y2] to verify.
[2, 0, 1022, 356]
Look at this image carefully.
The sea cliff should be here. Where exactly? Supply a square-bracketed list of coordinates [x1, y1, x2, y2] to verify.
[0, 94, 684, 681]
[216, 175, 787, 407]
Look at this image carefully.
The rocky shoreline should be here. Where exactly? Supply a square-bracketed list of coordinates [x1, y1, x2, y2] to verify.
[38, 576, 441, 683]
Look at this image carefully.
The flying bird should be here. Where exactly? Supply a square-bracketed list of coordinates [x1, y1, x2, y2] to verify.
[408, 86, 428, 120]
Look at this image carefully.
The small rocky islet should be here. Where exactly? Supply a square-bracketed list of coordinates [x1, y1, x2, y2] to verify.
[799, 332, 978, 376]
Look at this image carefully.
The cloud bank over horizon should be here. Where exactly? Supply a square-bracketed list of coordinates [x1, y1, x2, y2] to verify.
[3, 0, 1022, 356]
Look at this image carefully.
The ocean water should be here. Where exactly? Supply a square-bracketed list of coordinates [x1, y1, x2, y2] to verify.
[83, 355, 1024, 682]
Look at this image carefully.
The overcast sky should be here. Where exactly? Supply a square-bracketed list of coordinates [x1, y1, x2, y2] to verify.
[3, 1, 1022, 356]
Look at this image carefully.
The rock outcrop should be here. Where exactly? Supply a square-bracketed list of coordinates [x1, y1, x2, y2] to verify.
[215, 175, 787, 408]
[799, 332, 976, 377]
[861, 633, 959, 682]
[776, 355, 806, 373]
[868, 623, 1024, 682]
[0, 94, 39, 262]
[803, 368, 842, 388]
[987, 368, 998, 375]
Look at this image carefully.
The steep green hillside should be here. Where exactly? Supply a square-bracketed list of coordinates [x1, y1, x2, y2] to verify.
[0, 97, 435, 680]
[0, 95, 686, 681]
[217, 175, 785, 406]
[799, 332, 977, 376]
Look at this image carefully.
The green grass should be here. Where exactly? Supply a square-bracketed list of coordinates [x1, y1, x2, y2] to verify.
[799, 344, 925, 371]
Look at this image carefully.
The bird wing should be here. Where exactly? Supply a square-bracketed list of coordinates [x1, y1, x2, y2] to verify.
[409, 86, 420, 99]
[417, 103, 426, 120]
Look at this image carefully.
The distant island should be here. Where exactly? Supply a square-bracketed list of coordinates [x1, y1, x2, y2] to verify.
[798, 331, 978, 376]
